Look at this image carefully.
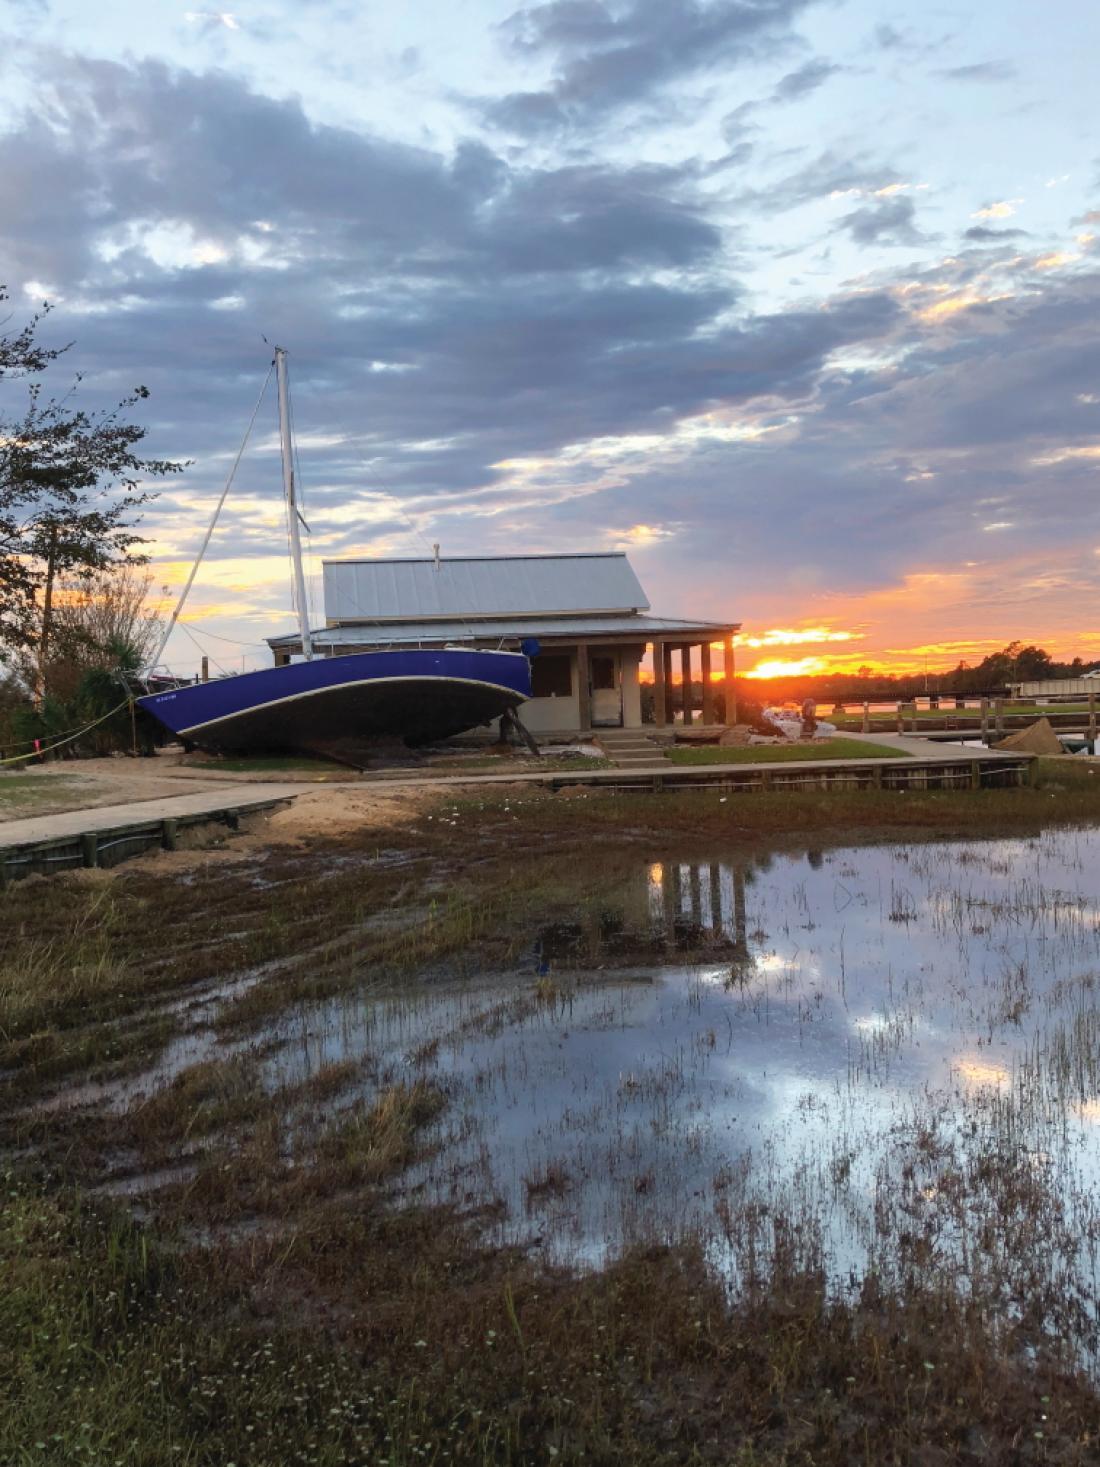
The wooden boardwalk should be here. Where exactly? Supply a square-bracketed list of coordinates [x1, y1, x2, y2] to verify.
[358, 746, 1033, 793]
[0, 743, 1036, 884]
[0, 785, 304, 883]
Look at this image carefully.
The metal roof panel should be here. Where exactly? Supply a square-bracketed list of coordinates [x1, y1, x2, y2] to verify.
[322, 553, 650, 622]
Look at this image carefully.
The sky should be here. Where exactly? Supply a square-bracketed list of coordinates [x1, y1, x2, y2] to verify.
[1, 0, 1098, 681]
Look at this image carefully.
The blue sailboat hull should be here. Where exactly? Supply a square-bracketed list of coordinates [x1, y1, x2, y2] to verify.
[138, 648, 532, 754]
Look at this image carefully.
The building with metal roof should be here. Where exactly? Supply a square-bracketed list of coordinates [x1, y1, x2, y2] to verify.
[268, 551, 740, 736]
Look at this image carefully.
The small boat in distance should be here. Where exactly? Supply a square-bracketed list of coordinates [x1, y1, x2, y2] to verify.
[138, 349, 532, 756]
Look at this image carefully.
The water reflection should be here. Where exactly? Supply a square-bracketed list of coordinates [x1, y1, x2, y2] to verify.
[536, 857, 751, 971]
[105, 832, 1100, 1360]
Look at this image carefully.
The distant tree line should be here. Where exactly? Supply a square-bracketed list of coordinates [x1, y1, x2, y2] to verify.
[639, 641, 1100, 726]
[0, 290, 179, 758]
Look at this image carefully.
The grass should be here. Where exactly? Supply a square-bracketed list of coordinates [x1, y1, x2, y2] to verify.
[9, 762, 1100, 1459]
[4, 1171, 1100, 1465]
[185, 754, 346, 773]
[0, 772, 82, 815]
[666, 737, 909, 764]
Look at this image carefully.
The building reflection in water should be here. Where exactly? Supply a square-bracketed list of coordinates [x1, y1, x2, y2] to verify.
[646, 859, 750, 967]
[534, 858, 757, 972]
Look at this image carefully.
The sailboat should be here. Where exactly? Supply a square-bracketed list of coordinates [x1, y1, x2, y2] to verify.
[138, 349, 532, 756]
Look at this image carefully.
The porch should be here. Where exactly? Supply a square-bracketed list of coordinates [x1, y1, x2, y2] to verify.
[520, 630, 737, 736]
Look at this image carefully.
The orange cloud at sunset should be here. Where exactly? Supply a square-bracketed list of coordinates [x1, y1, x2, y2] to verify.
[736, 626, 862, 649]
[730, 551, 1100, 680]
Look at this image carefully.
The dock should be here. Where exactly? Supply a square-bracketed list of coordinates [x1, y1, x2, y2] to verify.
[0, 785, 303, 884]
[353, 746, 1034, 794]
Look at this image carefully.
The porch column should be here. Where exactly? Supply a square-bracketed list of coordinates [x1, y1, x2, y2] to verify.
[652, 641, 667, 726]
[576, 641, 591, 731]
[700, 640, 714, 724]
[681, 644, 694, 726]
[724, 635, 737, 725]
[663, 643, 675, 722]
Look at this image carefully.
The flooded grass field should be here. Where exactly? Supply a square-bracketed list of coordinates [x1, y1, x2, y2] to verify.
[67, 829, 1100, 1356]
[9, 780, 1100, 1463]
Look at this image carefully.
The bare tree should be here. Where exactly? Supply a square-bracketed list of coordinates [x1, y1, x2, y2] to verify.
[31, 565, 166, 704]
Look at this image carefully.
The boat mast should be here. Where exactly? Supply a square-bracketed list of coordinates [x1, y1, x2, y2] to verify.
[275, 347, 313, 661]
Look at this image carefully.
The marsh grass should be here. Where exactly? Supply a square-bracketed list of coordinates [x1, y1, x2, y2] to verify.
[4, 1173, 1100, 1466]
[11, 775, 1100, 1459]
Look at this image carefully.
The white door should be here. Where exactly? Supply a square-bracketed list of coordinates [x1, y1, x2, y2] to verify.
[590, 653, 623, 726]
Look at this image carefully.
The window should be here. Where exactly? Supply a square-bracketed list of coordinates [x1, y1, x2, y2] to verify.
[531, 654, 572, 698]
[591, 656, 617, 690]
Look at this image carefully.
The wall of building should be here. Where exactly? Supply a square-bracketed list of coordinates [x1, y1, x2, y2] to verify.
[523, 688, 582, 732]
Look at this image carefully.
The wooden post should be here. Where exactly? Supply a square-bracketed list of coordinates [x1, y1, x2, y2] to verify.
[652, 641, 667, 727]
[862, 701, 870, 733]
[1089, 688, 1097, 752]
[681, 645, 694, 726]
[724, 636, 736, 726]
[896, 702, 904, 734]
[80, 832, 98, 869]
[162, 819, 178, 852]
[980, 698, 990, 744]
[970, 760, 982, 790]
[700, 642, 714, 725]
[201, 656, 210, 683]
[910, 703, 919, 735]
[994, 698, 1005, 739]
[575, 642, 591, 732]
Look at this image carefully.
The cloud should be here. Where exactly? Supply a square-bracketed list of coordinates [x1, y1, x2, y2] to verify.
[484, 0, 817, 133]
[183, 10, 242, 32]
[963, 225, 1029, 242]
[872, 23, 906, 50]
[937, 60, 1017, 83]
[739, 149, 905, 216]
[971, 199, 1022, 220]
[770, 57, 841, 103]
[2, 48, 1100, 679]
[834, 195, 927, 247]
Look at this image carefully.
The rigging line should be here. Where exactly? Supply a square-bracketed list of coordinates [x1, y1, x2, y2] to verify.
[145, 359, 275, 674]
[177, 620, 232, 678]
[175, 624, 271, 648]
